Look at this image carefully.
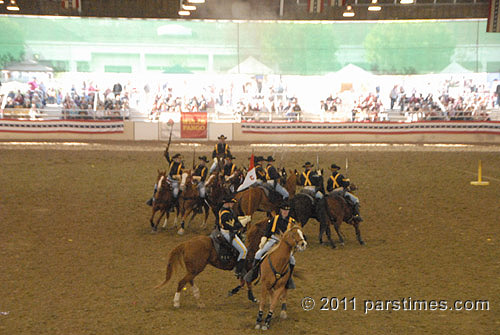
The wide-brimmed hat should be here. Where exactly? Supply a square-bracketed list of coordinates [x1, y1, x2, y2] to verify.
[222, 195, 237, 203]
[225, 154, 236, 160]
[254, 156, 265, 163]
[172, 153, 182, 159]
[198, 156, 209, 163]
[218, 134, 227, 140]
[266, 156, 275, 162]
[302, 161, 313, 168]
[279, 200, 291, 210]
[330, 163, 341, 170]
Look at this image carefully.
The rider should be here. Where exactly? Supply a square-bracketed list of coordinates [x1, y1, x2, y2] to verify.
[327, 163, 363, 223]
[146, 152, 184, 206]
[299, 161, 323, 199]
[218, 195, 248, 278]
[223, 155, 238, 193]
[245, 200, 297, 288]
[254, 156, 267, 184]
[209, 134, 231, 174]
[265, 156, 289, 200]
[192, 155, 209, 212]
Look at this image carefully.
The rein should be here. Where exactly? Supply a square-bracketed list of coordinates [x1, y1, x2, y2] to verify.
[267, 256, 290, 290]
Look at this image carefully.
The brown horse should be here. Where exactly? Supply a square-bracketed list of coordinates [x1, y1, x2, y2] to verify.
[155, 219, 267, 308]
[149, 170, 178, 232]
[234, 170, 298, 217]
[323, 190, 365, 246]
[176, 171, 210, 235]
[254, 225, 307, 330]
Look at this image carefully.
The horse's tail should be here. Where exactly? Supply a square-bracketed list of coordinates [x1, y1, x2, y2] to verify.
[154, 243, 185, 289]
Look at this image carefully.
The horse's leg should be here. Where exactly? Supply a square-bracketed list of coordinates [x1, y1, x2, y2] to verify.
[262, 286, 286, 330]
[201, 203, 210, 229]
[354, 222, 365, 245]
[174, 272, 195, 308]
[189, 279, 205, 308]
[333, 219, 344, 246]
[149, 208, 158, 232]
[280, 288, 288, 319]
[245, 279, 257, 303]
[155, 209, 167, 232]
[162, 211, 169, 229]
[255, 286, 268, 330]
[325, 222, 336, 249]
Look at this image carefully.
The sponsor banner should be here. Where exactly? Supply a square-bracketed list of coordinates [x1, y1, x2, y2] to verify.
[181, 112, 208, 139]
[241, 121, 500, 135]
[0, 119, 124, 133]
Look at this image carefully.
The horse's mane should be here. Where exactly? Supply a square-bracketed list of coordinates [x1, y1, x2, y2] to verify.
[266, 225, 301, 257]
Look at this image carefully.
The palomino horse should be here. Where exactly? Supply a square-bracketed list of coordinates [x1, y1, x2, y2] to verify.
[233, 170, 298, 217]
[176, 171, 210, 235]
[155, 219, 266, 308]
[322, 188, 365, 247]
[149, 170, 178, 232]
[254, 225, 307, 330]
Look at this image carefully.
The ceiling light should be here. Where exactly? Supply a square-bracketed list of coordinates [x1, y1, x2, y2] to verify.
[400, 0, 414, 4]
[343, 5, 355, 17]
[188, 0, 205, 3]
[178, 10, 191, 16]
[368, 0, 381, 11]
[0, 1, 5, 5]
[7, 0, 20, 11]
[182, 4, 197, 10]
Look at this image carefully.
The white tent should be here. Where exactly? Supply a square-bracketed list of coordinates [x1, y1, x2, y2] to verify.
[334, 64, 374, 80]
[440, 62, 472, 74]
[227, 56, 273, 75]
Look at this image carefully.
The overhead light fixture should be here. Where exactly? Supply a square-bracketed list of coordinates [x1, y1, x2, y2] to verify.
[178, 10, 191, 16]
[188, 0, 205, 3]
[7, 0, 20, 11]
[182, 4, 197, 10]
[343, 5, 355, 17]
[0, 1, 5, 5]
[400, 0, 414, 4]
[368, 0, 381, 11]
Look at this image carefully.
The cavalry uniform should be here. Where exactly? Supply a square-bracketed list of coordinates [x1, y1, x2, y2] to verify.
[265, 156, 288, 199]
[327, 163, 363, 222]
[209, 134, 232, 174]
[193, 156, 209, 199]
[218, 197, 247, 277]
[165, 152, 184, 198]
[299, 162, 323, 199]
[246, 201, 296, 287]
[255, 157, 267, 183]
[223, 155, 238, 193]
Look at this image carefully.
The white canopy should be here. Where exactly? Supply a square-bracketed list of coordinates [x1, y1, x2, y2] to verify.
[227, 56, 273, 75]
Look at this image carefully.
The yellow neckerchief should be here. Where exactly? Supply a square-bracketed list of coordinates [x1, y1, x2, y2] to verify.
[330, 172, 341, 189]
[271, 215, 295, 234]
[265, 164, 273, 180]
[218, 208, 232, 228]
[170, 161, 182, 175]
[302, 169, 312, 186]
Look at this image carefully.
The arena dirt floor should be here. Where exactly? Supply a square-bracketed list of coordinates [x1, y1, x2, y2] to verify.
[1, 140, 499, 335]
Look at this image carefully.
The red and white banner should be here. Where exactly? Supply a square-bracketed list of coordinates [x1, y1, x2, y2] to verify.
[241, 121, 500, 135]
[487, 0, 500, 32]
[330, 0, 346, 6]
[0, 119, 124, 133]
[62, 0, 82, 12]
[180, 112, 207, 139]
[308, 0, 323, 13]
[237, 154, 257, 192]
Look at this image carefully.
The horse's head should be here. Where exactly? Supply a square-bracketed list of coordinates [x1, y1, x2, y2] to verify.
[180, 170, 195, 193]
[283, 224, 307, 252]
[156, 170, 171, 195]
[348, 183, 357, 192]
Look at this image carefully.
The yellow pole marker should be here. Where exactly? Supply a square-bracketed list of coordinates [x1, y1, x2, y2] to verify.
[470, 160, 489, 186]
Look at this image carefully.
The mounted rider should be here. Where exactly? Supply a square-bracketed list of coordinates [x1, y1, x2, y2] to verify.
[192, 155, 209, 212]
[146, 152, 184, 206]
[327, 163, 363, 222]
[209, 134, 231, 174]
[245, 200, 297, 288]
[299, 161, 324, 200]
[223, 154, 238, 193]
[265, 156, 289, 200]
[254, 156, 267, 184]
[218, 195, 249, 278]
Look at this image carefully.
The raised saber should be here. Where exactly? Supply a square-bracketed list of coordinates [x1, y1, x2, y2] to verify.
[164, 120, 174, 157]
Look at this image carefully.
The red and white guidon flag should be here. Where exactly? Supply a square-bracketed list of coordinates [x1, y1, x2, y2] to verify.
[237, 154, 257, 192]
[308, 0, 323, 14]
[62, 0, 81, 12]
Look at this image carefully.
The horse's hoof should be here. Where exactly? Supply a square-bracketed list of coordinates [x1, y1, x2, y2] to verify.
[173, 302, 180, 308]
[280, 311, 288, 319]
[340, 242, 345, 247]
[261, 325, 268, 331]
[255, 324, 261, 330]
[330, 244, 336, 249]
[360, 241, 366, 245]
[177, 228, 184, 235]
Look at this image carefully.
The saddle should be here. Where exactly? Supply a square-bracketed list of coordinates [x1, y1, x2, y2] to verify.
[299, 189, 315, 205]
[209, 230, 239, 265]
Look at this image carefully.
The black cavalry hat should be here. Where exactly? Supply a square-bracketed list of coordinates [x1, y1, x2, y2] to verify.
[302, 161, 313, 168]
[330, 163, 341, 170]
[226, 154, 236, 159]
[218, 134, 227, 140]
[172, 153, 182, 159]
[266, 156, 275, 162]
[279, 200, 291, 210]
[198, 156, 209, 163]
[222, 194, 237, 203]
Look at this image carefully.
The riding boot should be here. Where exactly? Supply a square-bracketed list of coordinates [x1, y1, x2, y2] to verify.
[146, 198, 153, 206]
[234, 259, 246, 278]
[285, 264, 295, 290]
[244, 259, 261, 283]
[353, 203, 363, 223]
